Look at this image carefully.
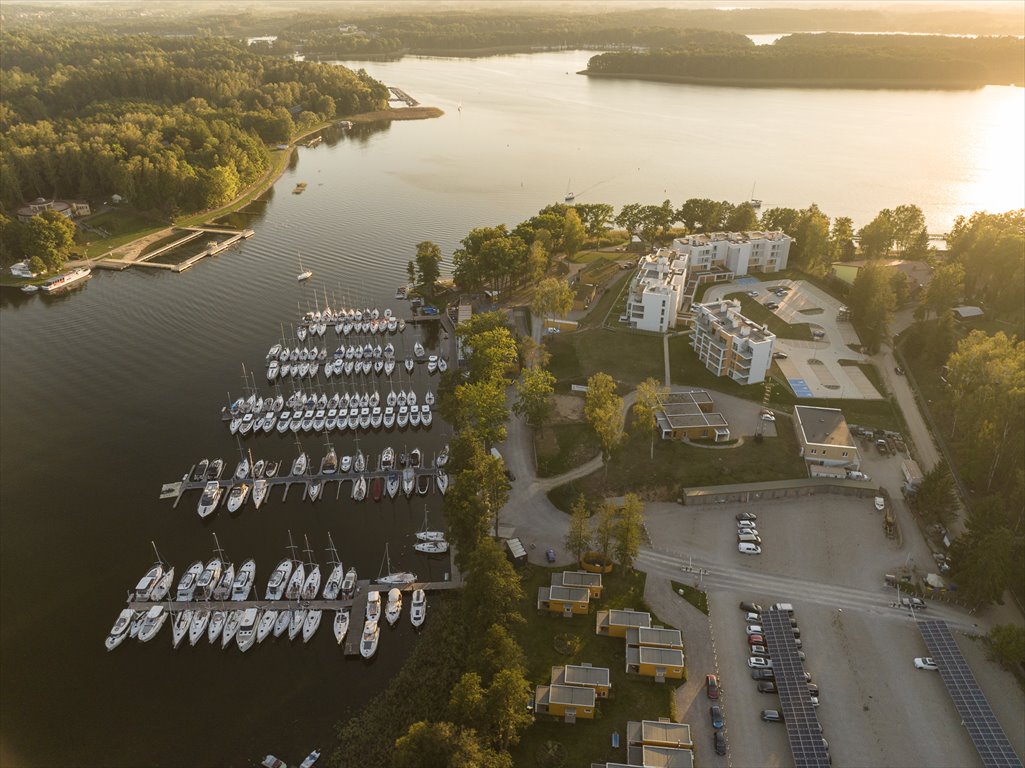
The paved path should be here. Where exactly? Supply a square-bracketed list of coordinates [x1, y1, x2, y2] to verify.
[663, 334, 672, 387]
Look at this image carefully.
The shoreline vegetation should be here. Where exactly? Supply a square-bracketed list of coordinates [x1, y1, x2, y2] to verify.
[579, 70, 1002, 91]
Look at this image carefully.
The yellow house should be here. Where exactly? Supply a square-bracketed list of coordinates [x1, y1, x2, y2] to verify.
[553, 570, 604, 599]
[537, 585, 590, 616]
[625, 626, 684, 651]
[626, 646, 686, 681]
[628, 745, 694, 768]
[596, 608, 651, 637]
[534, 683, 596, 722]
[627, 719, 693, 750]
[552, 663, 612, 698]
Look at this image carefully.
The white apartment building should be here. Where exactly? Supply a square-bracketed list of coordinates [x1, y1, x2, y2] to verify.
[672, 231, 791, 276]
[625, 248, 687, 333]
[690, 299, 775, 384]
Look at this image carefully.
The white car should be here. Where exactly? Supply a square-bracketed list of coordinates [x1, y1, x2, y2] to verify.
[745, 612, 761, 623]
[746, 624, 763, 636]
[738, 542, 762, 555]
[874, 496, 886, 511]
[545, 327, 560, 334]
[914, 657, 938, 671]
[748, 657, 772, 668]
[760, 412, 776, 422]
[747, 290, 760, 298]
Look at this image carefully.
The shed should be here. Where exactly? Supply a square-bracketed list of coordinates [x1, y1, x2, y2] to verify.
[952, 305, 984, 319]
[506, 537, 527, 566]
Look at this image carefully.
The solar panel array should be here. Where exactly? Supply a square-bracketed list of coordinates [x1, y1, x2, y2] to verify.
[919, 620, 1023, 768]
[762, 609, 830, 768]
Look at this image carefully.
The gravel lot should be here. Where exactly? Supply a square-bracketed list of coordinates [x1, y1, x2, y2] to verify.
[640, 496, 1025, 767]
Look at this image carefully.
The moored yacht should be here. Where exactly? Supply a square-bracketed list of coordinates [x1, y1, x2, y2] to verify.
[150, 567, 175, 602]
[171, 610, 193, 649]
[365, 590, 381, 622]
[385, 588, 402, 626]
[302, 609, 322, 643]
[221, 609, 243, 648]
[105, 609, 134, 651]
[176, 560, 205, 602]
[189, 609, 210, 646]
[236, 608, 261, 652]
[256, 609, 277, 644]
[232, 559, 257, 601]
[207, 611, 226, 644]
[333, 608, 351, 644]
[265, 558, 293, 601]
[212, 561, 235, 602]
[196, 558, 223, 600]
[340, 566, 358, 599]
[134, 562, 165, 602]
[410, 589, 427, 628]
[252, 478, 269, 508]
[138, 606, 168, 643]
[360, 619, 380, 659]
[197, 481, 223, 518]
[226, 483, 250, 512]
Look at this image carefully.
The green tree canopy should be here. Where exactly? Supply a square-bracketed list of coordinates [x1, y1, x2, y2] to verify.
[847, 261, 895, 352]
[20, 209, 76, 271]
[530, 277, 574, 320]
[513, 365, 555, 433]
[565, 494, 593, 561]
[412, 240, 443, 301]
[585, 372, 624, 468]
[614, 493, 645, 568]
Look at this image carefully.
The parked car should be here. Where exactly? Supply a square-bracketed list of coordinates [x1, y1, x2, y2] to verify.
[545, 326, 560, 334]
[757, 682, 777, 693]
[760, 412, 776, 422]
[421, 305, 439, 315]
[765, 301, 779, 310]
[747, 634, 764, 646]
[914, 657, 938, 670]
[761, 709, 783, 722]
[810, 696, 820, 708]
[705, 674, 720, 699]
[751, 668, 775, 681]
[874, 496, 886, 511]
[847, 470, 871, 481]
[750, 645, 769, 656]
[739, 601, 762, 612]
[710, 705, 724, 730]
[738, 534, 762, 545]
[894, 366, 905, 375]
[747, 290, 760, 298]
[744, 612, 761, 623]
[772, 351, 788, 359]
[736, 512, 757, 522]
[746, 624, 763, 636]
[714, 730, 727, 756]
[812, 330, 826, 339]
[748, 657, 772, 668]
[545, 548, 556, 563]
[738, 520, 757, 530]
[738, 543, 762, 555]
[807, 683, 819, 696]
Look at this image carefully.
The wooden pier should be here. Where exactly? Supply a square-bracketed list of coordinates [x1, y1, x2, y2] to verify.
[129, 227, 254, 272]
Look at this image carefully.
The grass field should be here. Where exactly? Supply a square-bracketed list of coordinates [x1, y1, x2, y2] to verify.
[547, 327, 664, 388]
[670, 581, 709, 615]
[581, 271, 633, 329]
[80, 209, 168, 258]
[535, 422, 601, 478]
[509, 566, 675, 767]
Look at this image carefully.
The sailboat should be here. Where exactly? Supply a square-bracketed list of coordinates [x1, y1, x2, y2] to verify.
[565, 178, 575, 203]
[376, 543, 417, 586]
[297, 252, 312, 282]
[748, 182, 762, 210]
[416, 506, 446, 542]
[333, 607, 351, 645]
[322, 532, 345, 600]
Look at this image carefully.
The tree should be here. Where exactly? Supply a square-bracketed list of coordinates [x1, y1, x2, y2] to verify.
[530, 277, 574, 320]
[562, 208, 586, 257]
[857, 210, 895, 259]
[28, 255, 46, 275]
[615, 203, 645, 237]
[677, 198, 731, 233]
[513, 365, 555, 433]
[565, 494, 593, 562]
[594, 501, 617, 561]
[199, 163, 241, 208]
[475, 623, 526, 682]
[413, 240, 443, 301]
[584, 372, 624, 474]
[449, 672, 486, 728]
[919, 261, 964, 319]
[889, 203, 928, 257]
[830, 216, 856, 262]
[392, 721, 512, 768]
[847, 261, 895, 352]
[725, 202, 759, 232]
[526, 239, 549, 282]
[794, 204, 832, 274]
[482, 669, 534, 752]
[951, 526, 1018, 606]
[462, 538, 524, 630]
[463, 327, 518, 384]
[614, 493, 645, 569]
[21, 209, 76, 271]
[632, 376, 665, 459]
[915, 463, 958, 526]
[573, 202, 614, 237]
[988, 624, 1025, 668]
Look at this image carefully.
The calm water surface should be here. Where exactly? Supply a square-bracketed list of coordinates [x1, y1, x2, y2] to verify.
[1, 51, 1022, 768]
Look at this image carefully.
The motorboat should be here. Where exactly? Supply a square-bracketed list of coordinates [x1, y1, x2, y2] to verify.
[333, 608, 351, 644]
[207, 459, 224, 480]
[273, 610, 291, 638]
[354, 450, 366, 473]
[290, 411, 303, 432]
[414, 539, 449, 555]
[175, 560, 205, 602]
[252, 478, 269, 508]
[236, 608, 261, 652]
[386, 472, 400, 498]
[413, 341, 425, 357]
[189, 609, 210, 646]
[193, 459, 210, 481]
[265, 460, 281, 478]
[325, 409, 338, 430]
[340, 454, 352, 473]
[365, 590, 381, 622]
[397, 405, 409, 429]
[129, 609, 147, 639]
[261, 414, 276, 433]
[302, 609, 322, 642]
[238, 413, 255, 435]
[416, 473, 431, 496]
[265, 558, 294, 601]
[421, 405, 432, 427]
[409, 448, 422, 468]
[360, 620, 380, 659]
[347, 407, 359, 430]
[300, 748, 322, 768]
[232, 559, 257, 601]
[207, 611, 226, 644]
[409, 589, 427, 628]
[427, 355, 438, 374]
[288, 608, 307, 641]
[402, 465, 415, 497]
[351, 475, 367, 501]
[385, 588, 402, 626]
[171, 610, 192, 649]
[371, 406, 383, 428]
[150, 567, 175, 602]
[340, 567, 358, 599]
[436, 469, 448, 495]
[134, 563, 164, 601]
[383, 407, 395, 429]
[267, 360, 279, 381]
[256, 609, 277, 644]
[370, 476, 383, 502]
[436, 444, 449, 468]
[226, 483, 250, 513]
[197, 481, 223, 518]
[253, 459, 266, 479]
[196, 558, 223, 600]
[221, 609, 243, 648]
[276, 412, 292, 433]
[359, 407, 371, 429]
[234, 458, 251, 483]
[212, 561, 235, 602]
[409, 405, 421, 428]
[137, 606, 168, 643]
[313, 409, 327, 431]
[105, 609, 134, 651]
[301, 409, 315, 432]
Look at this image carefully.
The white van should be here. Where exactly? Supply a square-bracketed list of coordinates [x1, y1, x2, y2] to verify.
[738, 533, 762, 544]
[773, 603, 795, 614]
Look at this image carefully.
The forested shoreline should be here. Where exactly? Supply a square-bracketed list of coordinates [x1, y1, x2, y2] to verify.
[0, 33, 388, 218]
[586, 33, 1025, 88]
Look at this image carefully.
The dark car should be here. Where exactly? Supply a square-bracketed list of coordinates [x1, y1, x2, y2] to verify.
[739, 601, 762, 613]
[710, 705, 724, 730]
[706, 674, 720, 699]
[714, 731, 727, 756]
[751, 669, 775, 681]
[894, 366, 905, 375]
[765, 301, 779, 310]
[772, 351, 788, 360]
[545, 548, 556, 563]
[757, 682, 777, 694]
[736, 512, 757, 522]
[761, 709, 783, 722]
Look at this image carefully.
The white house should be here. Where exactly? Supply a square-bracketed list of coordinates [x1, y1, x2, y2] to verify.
[10, 261, 36, 278]
[690, 299, 775, 385]
[671, 231, 791, 276]
[624, 248, 687, 333]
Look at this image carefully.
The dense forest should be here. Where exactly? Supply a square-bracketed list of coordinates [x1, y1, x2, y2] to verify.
[0, 32, 388, 216]
[586, 33, 1025, 87]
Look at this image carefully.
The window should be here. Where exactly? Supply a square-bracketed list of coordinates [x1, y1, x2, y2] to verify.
[842, 451, 848, 457]
[810, 448, 817, 454]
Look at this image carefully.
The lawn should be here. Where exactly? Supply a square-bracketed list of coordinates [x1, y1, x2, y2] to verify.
[509, 566, 675, 768]
[721, 291, 814, 341]
[581, 271, 633, 329]
[567, 249, 610, 265]
[547, 327, 665, 388]
[79, 208, 168, 258]
[535, 422, 602, 478]
[547, 418, 809, 510]
[670, 581, 709, 615]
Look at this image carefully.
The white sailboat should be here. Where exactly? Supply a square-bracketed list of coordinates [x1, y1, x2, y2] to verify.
[322, 533, 344, 600]
[333, 607, 351, 645]
[376, 543, 417, 586]
[416, 506, 446, 542]
[297, 251, 312, 282]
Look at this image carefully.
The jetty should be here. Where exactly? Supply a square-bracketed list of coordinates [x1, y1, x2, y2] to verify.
[101, 226, 254, 272]
[387, 86, 419, 107]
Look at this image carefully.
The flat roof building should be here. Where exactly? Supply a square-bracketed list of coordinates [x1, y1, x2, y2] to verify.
[596, 609, 652, 637]
[627, 745, 695, 768]
[654, 389, 730, 442]
[625, 249, 688, 333]
[553, 570, 604, 598]
[690, 299, 775, 385]
[672, 231, 791, 276]
[538, 585, 591, 616]
[534, 683, 596, 721]
[551, 663, 612, 698]
[793, 405, 861, 476]
[626, 646, 686, 680]
[627, 719, 693, 749]
[625, 626, 684, 650]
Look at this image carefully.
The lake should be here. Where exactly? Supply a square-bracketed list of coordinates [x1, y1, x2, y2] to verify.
[0, 50, 1022, 768]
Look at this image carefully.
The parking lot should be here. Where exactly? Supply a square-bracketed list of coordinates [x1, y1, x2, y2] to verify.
[702, 278, 883, 400]
[641, 496, 1025, 767]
